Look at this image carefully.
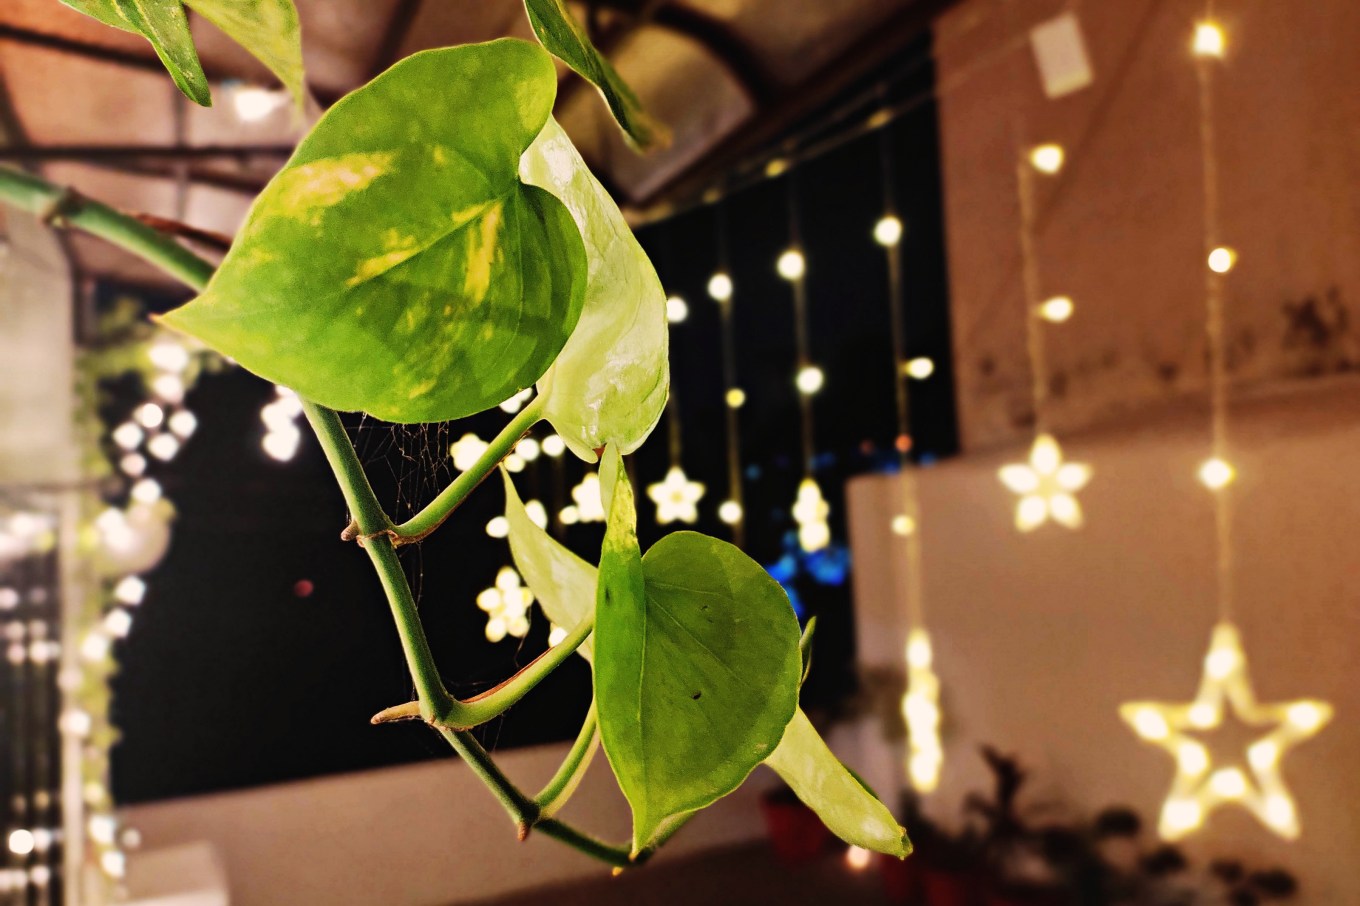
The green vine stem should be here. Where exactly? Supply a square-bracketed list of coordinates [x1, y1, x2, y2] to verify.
[534, 701, 600, 816]
[0, 164, 639, 869]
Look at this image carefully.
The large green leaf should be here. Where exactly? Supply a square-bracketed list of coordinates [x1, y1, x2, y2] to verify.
[160, 40, 587, 423]
[519, 119, 668, 462]
[184, 0, 307, 110]
[501, 467, 596, 661]
[523, 0, 666, 150]
[766, 709, 911, 857]
[62, 0, 211, 106]
[595, 459, 802, 853]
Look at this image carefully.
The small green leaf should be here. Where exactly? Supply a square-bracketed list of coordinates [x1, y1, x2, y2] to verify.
[501, 467, 596, 661]
[160, 40, 587, 423]
[523, 0, 666, 150]
[519, 119, 668, 462]
[766, 709, 911, 857]
[595, 469, 802, 853]
[184, 0, 307, 111]
[63, 0, 211, 106]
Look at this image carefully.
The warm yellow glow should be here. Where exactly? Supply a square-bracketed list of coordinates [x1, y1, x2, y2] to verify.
[1120, 622, 1333, 840]
[1207, 246, 1237, 273]
[571, 473, 606, 522]
[666, 295, 689, 324]
[1198, 457, 1235, 490]
[901, 628, 944, 793]
[485, 515, 509, 539]
[725, 388, 746, 408]
[718, 500, 743, 525]
[891, 514, 916, 536]
[7, 829, 34, 856]
[792, 478, 831, 553]
[905, 357, 935, 380]
[998, 434, 1091, 531]
[776, 248, 806, 281]
[873, 215, 903, 247]
[1193, 21, 1226, 58]
[541, 434, 566, 458]
[796, 365, 825, 395]
[707, 272, 733, 302]
[477, 567, 533, 643]
[1029, 143, 1065, 174]
[451, 433, 489, 471]
[845, 846, 872, 870]
[1039, 295, 1074, 323]
[647, 466, 705, 525]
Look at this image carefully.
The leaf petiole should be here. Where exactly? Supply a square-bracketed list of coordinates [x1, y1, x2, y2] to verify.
[533, 700, 600, 816]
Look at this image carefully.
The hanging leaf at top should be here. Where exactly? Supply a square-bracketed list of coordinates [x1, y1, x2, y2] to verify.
[61, 0, 211, 106]
[765, 710, 911, 857]
[594, 448, 802, 853]
[183, 0, 308, 111]
[60, 0, 306, 110]
[519, 119, 668, 462]
[160, 40, 587, 423]
[523, 0, 668, 150]
[501, 467, 597, 661]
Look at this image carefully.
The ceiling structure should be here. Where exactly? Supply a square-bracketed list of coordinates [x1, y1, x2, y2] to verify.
[0, 0, 951, 287]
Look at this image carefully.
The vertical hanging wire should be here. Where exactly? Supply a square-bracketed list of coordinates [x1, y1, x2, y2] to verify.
[713, 203, 746, 547]
[1196, 4, 1233, 624]
[786, 173, 817, 476]
[1014, 134, 1052, 436]
[665, 388, 683, 469]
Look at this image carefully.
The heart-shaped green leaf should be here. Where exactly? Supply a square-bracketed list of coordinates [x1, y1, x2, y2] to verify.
[184, 0, 307, 111]
[519, 119, 668, 462]
[160, 40, 587, 423]
[595, 458, 802, 853]
[62, 0, 211, 106]
[501, 467, 596, 662]
[766, 709, 911, 857]
[523, 0, 667, 150]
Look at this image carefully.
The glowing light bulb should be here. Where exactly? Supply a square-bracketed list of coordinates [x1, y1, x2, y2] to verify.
[873, 215, 903, 247]
[486, 516, 509, 539]
[906, 632, 932, 669]
[905, 357, 935, 380]
[88, 815, 116, 846]
[231, 84, 285, 122]
[262, 427, 300, 462]
[559, 505, 580, 525]
[541, 435, 566, 458]
[571, 473, 605, 522]
[999, 434, 1090, 532]
[499, 388, 534, 414]
[1029, 143, 1065, 174]
[795, 365, 824, 395]
[103, 608, 133, 639]
[112, 422, 143, 450]
[148, 339, 190, 372]
[776, 249, 806, 281]
[168, 409, 198, 438]
[792, 478, 831, 553]
[891, 514, 916, 536]
[548, 625, 568, 646]
[1193, 21, 1226, 58]
[725, 388, 746, 409]
[134, 403, 164, 430]
[151, 373, 185, 404]
[1198, 457, 1234, 489]
[666, 295, 689, 323]
[7, 830, 34, 856]
[451, 433, 489, 471]
[1162, 799, 1203, 836]
[114, 576, 146, 605]
[707, 272, 733, 302]
[1039, 296, 1074, 323]
[1207, 246, 1236, 273]
[129, 478, 161, 505]
[525, 500, 549, 530]
[477, 567, 533, 642]
[845, 846, 872, 870]
[516, 438, 541, 462]
[147, 433, 180, 461]
[718, 500, 743, 525]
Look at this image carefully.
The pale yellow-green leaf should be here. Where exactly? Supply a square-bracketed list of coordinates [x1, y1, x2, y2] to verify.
[184, 0, 307, 110]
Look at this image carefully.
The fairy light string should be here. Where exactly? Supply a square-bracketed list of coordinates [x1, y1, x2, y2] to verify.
[708, 204, 746, 544]
[1120, 10, 1332, 842]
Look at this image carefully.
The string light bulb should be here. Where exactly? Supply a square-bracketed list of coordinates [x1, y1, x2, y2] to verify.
[725, 388, 746, 409]
[1120, 622, 1333, 840]
[707, 272, 733, 302]
[1207, 246, 1237, 274]
[1193, 21, 1226, 58]
[873, 215, 903, 247]
[1039, 296, 1074, 323]
[541, 435, 566, 458]
[1029, 143, 1065, 175]
[795, 365, 825, 395]
[776, 249, 806, 281]
[1198, 457, 1235, 490]
[901, 628, 944, 793]
[718, 500, 743, 525]
[792, 478, 831, 552]
[570, 473, 606, 522]
[646, 466, 705, 525]
[845, 846, 872, 871]
[998, 434, 1092, 531]
[905, 357, 935, 380]
[477, 567, 533, 643]
[666, 295, 689, 324]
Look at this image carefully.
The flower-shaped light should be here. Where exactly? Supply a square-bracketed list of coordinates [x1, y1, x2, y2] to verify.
[998, 433, 1091, 531]
[571, 472, 605, 523]
[1120, 622, 1332, 841]
[647, 466, 705, 525]
[792, 477, 831, 552]
[901, 628, 944, 793]
[477, 567, 534, 643]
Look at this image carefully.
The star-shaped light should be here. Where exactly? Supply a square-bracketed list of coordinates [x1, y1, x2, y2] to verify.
[477, 567, 534, 643]
[998, 433, 1091, 531]
[647, 466, 705, 525]
[570, 473, 605, 523]
[1120, 622, 1332, 840]
[792, 477, 831, 552]
[901, 629, 944, 793]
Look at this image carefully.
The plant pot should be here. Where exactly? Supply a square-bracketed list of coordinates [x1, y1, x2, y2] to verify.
[879, 853, 923, 904]
[921, 867, 977, 906]
[760, 791, 830, 865]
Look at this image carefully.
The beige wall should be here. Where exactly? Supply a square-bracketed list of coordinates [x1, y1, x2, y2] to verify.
[846, 376, 1360, 904]
[124, 736, 777, 906]
[934, 0, 1360, 449]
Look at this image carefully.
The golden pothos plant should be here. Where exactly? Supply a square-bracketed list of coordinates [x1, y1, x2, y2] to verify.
[2, 0, 910, 867]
